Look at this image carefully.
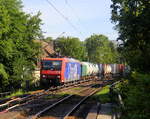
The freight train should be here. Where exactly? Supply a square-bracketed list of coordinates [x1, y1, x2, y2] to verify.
[40, 57, 128, 87]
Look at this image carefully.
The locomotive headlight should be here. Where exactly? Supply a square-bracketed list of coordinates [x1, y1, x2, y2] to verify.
[57, 75, 60, 78]
[42, 75, 46, 78]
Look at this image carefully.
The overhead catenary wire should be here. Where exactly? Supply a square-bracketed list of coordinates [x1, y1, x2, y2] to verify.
[45, 0, 84, 37]
[65, 0, 89, 35]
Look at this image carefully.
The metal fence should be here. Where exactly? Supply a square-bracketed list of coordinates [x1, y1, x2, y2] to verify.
[0, 92, 11, 98]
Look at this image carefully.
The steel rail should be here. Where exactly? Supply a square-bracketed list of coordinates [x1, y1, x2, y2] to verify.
[29, 84, 98, 119]
[63, 88, 101, 119]
[0, 92, 45, 112]
[31, 95, 73, 119]
[4, 82, 86, 112]
[0, 78, 97, 114]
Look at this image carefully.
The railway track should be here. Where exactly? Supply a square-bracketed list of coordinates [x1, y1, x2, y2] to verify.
[18, 80, 101, 116]
[0, 76, 98, 106]
[29, 80, 109, 119]
[0, 77, 98, 114]
[0, 77, 114, 119]
[63, 89, 99, 119]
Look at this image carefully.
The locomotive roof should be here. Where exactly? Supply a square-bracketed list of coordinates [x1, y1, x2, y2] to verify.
[41, 57, 80, 62]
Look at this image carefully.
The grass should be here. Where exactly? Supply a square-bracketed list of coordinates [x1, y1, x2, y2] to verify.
[72, 87, 82, 90]
[45, 93, 69, 99]
[1, 85, 43, 99]
[4, 89, 27, 98]
[92, 86, 110, 103]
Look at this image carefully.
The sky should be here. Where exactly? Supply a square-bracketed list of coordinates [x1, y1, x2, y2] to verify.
[22, 0, 118, 41]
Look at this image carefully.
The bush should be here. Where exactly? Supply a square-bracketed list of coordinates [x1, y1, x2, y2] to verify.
[119, 72, 150, 119]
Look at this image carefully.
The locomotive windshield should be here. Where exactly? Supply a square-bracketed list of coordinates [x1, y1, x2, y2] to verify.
[41, 60, 62, 71]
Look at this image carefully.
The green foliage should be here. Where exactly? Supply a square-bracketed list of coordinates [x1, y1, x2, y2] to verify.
[117, 72, 150, 119]
[0, 64, 8, 79]
[85, 34, 119, 63]
[54, 34, 119, 63]
[111, 0, 150, 72]
[0, 0, 42, 92]
[111, 1, 150, 117]
[0, 64, 9, 92]
[5, 89, 25, 98]
[93, 86, 110, 103]
[55, 36, 86, 60]
[44, 37, 53, 43]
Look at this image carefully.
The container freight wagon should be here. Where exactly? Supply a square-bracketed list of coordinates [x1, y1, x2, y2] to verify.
[124, 65, 130, 74]
[98, 64, 103, 76]
[40, 58, 81, 86]
[91, 64, 99, 75]
[118, 64, 125, 75]
[103, 64, 112, 75]
[81, 62, 88, 77]
[81, 62, 92, 76]
[110, 64, 125, 76]
[81, 62, 99, 77]
[110, 64, 119, 75]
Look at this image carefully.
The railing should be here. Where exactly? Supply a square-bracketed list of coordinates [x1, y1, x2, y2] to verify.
[109, 80, 125, 119]
[0, 92, 11, 98]
[110, 80, 124, 108]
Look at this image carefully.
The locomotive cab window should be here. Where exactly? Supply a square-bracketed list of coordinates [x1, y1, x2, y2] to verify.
[41, 60, 62, 71]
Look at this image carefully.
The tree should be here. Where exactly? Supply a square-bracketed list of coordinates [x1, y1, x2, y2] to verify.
[111, 1, 150, 119]
[111, 0, 150, 72]
[44, 37, 53, 43]
[0, 0, 42, 91]
[85, 34, 119, 63]
[55, 37, 86, 61]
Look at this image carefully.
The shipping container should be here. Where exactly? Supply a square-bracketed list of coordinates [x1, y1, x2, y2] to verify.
[103, 64, 112, 75]
[95, 64, 99, 74]
[98, 64, 103, 75]
[119, 64, 125, 74]
[110, 64, 118, 74]
[84, 62, 92, 75]
[81, 62, 88, 77]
